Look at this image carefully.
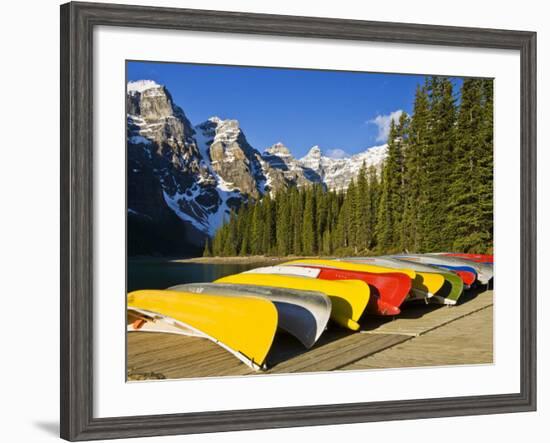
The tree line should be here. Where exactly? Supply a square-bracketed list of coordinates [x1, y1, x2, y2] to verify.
[204, 76, 493, 257]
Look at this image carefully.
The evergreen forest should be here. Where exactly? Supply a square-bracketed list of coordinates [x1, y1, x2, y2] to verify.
[205, 76, 493, 257]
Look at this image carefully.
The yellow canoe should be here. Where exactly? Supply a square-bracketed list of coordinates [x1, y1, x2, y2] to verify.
[283, 258, 444, 297]
[215, 273, 369, 331]
[127, 290, 278, 370]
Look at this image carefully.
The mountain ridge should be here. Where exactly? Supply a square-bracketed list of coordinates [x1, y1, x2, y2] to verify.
[127, 80, 387, 254]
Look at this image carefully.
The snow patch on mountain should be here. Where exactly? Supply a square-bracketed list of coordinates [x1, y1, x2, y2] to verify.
[162, 190, 208, 233]
[300, 144, 387, 191]
[128, 135, 152, 145]
[127, 80, 162, 94]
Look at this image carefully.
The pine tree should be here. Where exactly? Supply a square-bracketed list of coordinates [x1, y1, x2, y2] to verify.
[355, 163, 369, 252]
[250, 203, 262, 255]
[321, 227, 332, 255]
[478, 79, 494, 252]
[290, 188, 303, 255]
[352, 179, 361, 255]
[211, 224, 224, 256]
[420, 76, 457, 251]
[376, 159, 392, 252]
[202, 238, 211, 257]
[375, 115, 406, 253]
[315, 184, 328, 253]
[328, 191, 341, 252]
[402, 85, 429, 252]
[235, 204, 249, 255]
[447, 78, 493, 252]
[215, 224, 229, 256]
[261, 194, 274, 254]
[302, 188, 316, 255]
[238, 204, 251, 256]
[222, 225, 236, 256]
[276, 193, 290, 256]
[366, 166, 379, 250]
[239, 234, 249, 256]
[394, 112, 408, 250]
[334, 191, 350, 255]
[224, 209, 238, 256]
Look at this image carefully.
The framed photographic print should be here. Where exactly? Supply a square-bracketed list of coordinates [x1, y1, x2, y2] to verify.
[60, 1, 537, 441]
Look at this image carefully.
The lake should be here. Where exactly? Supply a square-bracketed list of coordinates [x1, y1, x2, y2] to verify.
[127, 259, 283, 292]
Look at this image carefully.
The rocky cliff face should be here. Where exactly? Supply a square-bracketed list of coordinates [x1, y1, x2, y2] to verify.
[195, 117, 265, 198]
[127, 80, 387, 255]
[259, 142, 321, 192]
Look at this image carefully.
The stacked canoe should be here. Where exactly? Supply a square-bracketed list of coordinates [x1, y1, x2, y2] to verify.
[127, 253, 493, 371]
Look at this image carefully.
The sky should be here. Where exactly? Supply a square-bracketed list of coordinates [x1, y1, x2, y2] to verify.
[127, 61, 461, 158]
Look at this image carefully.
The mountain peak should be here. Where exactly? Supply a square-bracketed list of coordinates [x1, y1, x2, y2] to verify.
[265, 142, 292, 157]
[303, 145, 322, 160]
[208, 116, 223, 125]
[204, 116, 242, 132]
[127, 80, 162, 94]
[126, 80, 194, 133]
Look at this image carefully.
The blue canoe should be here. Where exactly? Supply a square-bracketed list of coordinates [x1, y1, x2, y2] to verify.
[427, 264, 478, 279]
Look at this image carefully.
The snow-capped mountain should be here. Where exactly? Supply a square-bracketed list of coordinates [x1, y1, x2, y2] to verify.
[127, 80, 387, 255]
[300, 144, 388, 191]
[195, 117, 266, 199]
[259, 142, 322, 190]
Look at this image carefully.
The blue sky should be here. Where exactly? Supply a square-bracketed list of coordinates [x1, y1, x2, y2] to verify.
[127, 61, 460, 158]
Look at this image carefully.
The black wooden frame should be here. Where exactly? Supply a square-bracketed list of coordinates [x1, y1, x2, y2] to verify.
[60, 2, 537, 440]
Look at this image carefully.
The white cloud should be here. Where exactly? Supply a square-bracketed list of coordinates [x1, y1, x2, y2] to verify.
[368, 110, 403, 142]
[325, 148, 350, 159]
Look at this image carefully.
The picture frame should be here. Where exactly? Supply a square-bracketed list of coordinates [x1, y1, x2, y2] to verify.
[60, 1, 537, 441]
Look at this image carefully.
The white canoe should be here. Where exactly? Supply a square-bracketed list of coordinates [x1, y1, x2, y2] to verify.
[243, 266, 322, 278]
[394, 254, 493, 285]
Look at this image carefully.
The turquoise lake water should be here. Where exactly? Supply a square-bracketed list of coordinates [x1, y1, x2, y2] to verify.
[127, 259, 283, 292]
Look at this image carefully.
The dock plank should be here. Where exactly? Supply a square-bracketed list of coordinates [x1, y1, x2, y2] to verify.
[268, 333, 410, 373]
[360, 289, 493, 336]
[346, 304, 493, 370]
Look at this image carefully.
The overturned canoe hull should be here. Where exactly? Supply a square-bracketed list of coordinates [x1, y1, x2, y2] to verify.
[216, 271, 370, 331]
[377, 255, 477, 289]
[339, 257, 444, 299]
[127, 290, 278, 370]
[284, 258, 416, 279]
[370, 257, 464, 305]
[169, 282, 331, 349]
[397, 254, 493, 285]
[448, 269, 476, 287]
[442, 253, 494, 264]
[429, 269, 464, 305]
[288, 265, 411, 316]
[427, 264, 477, 286]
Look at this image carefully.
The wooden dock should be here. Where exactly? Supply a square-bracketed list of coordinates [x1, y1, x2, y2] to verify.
[127, 289, 493, 380]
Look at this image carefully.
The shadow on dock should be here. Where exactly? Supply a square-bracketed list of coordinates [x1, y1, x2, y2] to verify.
[360, 284, 489, 331]
[266, 328, 352, 367]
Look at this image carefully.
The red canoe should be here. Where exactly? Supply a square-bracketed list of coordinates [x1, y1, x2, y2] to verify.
[294, 265, 412, 316]
[453, 270, 477, 286]
[445, 253, 494, 263]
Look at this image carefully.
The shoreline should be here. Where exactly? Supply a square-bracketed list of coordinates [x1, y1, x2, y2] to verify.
[170, 255, 331, 264]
